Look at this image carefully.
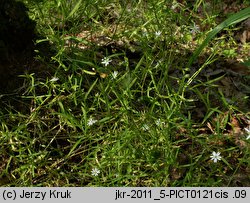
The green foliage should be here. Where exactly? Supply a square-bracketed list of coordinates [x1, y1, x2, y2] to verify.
[0, 0, 249, 186]
[188, 7, 250, 69]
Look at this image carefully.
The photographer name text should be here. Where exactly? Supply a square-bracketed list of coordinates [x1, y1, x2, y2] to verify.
[2, 189, 71, 200]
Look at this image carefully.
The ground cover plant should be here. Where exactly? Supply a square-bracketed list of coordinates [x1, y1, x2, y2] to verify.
[0, 0, 250, 186]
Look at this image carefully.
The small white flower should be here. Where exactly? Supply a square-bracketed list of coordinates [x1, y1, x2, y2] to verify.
[111, 71, 118, 79]
[155, 118, 164, 126]
[87, 117, 97, 126]
[244, 127, 250, 140]
[101, 57, 112, 66]
[142, 124, 150, 131]
[91, 168, 100, 176]
[50, 77, 59, 82]
[210, 151, 222, 163]
[155, 31, 162, 37]
[190, 23, 200, 34]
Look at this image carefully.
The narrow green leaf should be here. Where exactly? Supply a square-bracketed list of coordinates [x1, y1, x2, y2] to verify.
[67, 0, 82, 19]
[188, 7, 250, 69]
[84, 78, 98, 101]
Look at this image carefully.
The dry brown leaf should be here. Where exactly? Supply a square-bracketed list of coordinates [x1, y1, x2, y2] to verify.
[207, 122, 215, 134]
[230, 116, 241, 134]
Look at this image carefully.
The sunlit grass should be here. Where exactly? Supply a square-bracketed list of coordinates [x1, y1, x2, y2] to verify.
[0, 0, 249, 186]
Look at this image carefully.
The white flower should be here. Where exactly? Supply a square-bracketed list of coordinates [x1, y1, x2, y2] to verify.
[142, 124, 150, 131]
[87, 117, 97, 126]
[210, 151, 222, 163]
[50, 77, 59, 82]
[155, 118, 164, 126]
[111, 71, 118, 79]
[91, 168, 100, 176]
[155, 31, 162, 37]
[190, 23, 200, 34]
[244, 127, 250, 140]
[101, 57, 112, 66]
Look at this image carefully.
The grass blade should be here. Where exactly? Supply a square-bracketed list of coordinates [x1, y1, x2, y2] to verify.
[187, 7, 250, 69]
[67, 0, 82, 19]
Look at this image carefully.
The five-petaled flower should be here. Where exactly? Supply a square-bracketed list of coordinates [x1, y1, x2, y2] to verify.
[155, 118, 164, 126]
[190, 23, 200, 34]
[142, 124, 150, 131]
[101, 57, 112, 66]
[155, 31, 162, 37]
[210, 151, 222, 163]
[91, 168, 100, 176]
[87, 117, 97, 126]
